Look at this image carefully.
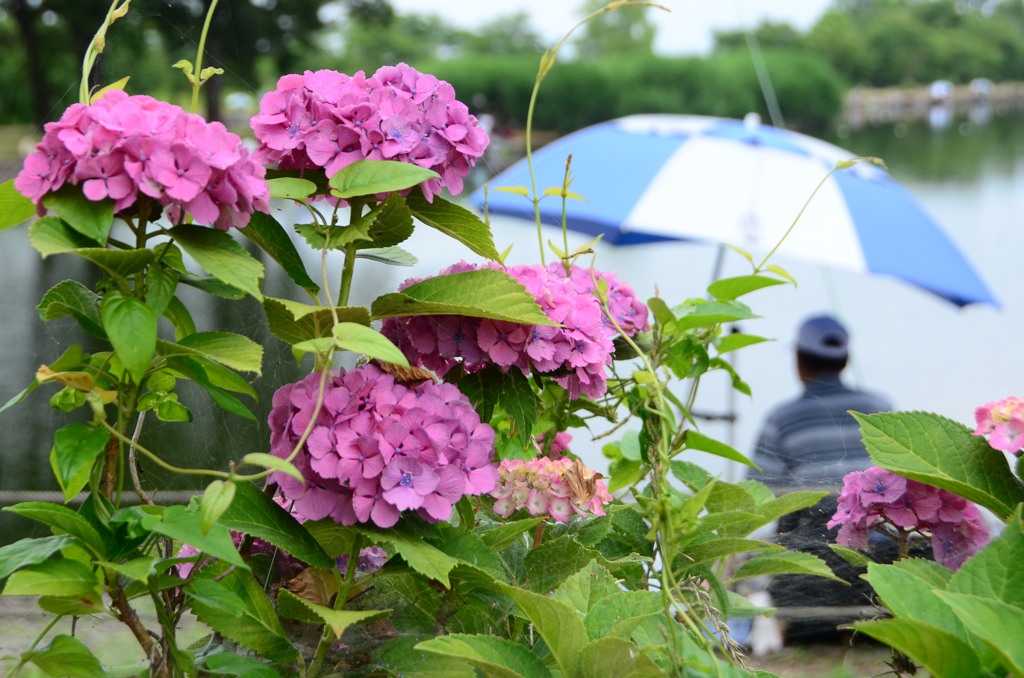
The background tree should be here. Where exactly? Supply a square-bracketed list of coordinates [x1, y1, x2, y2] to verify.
[574, 0, 656, 59]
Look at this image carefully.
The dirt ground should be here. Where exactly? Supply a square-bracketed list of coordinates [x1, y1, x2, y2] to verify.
[744, 640, 896, 678]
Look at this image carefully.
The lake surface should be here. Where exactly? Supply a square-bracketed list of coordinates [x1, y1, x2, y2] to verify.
[1, 107, 1021, 540]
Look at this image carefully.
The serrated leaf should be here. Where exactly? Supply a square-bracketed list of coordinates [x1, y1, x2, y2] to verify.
[677, 538, 784, 571]
[0, 178, 36, 231]
[729, 551, 843, 583]
[477, 519, 544, 553]
[164, 331, 264, 375]
[276, 588, 388, 636]
[607, 458, 644, 492]
[301, 519, 356, 558]
[241, 453, 303, 483]
[201, 480, 236, 535]
[552, 560, 622, 615]
[38, 590, 107, 617]
[240, 212, 319, 293]
[3, 558, 99, 597]
[218, 481, 334, 570]
[405, 193, 500, 260]
[141, 505, 247, 569]
[946, 513, 1024, 608]
[374, 636, 475, 678]
[499, 584, 588, 677]
[829, 544, 873, 568]
[186, 578, 248, 616]
[263, 297, 370, 345]
[892, 558, 952, 589]
[328, 159, 439, 199]
[372, 269, 555, 325]
[333, 322, 409, 366]
[37, 280, 106, 339]
[707, 275, 786, 301]
[851, 618, 980, 678]
[3, 502, 105, 557]
[22, 635, 105, 678]
[499, 369, 537, 446]
[574, 636, 664, 678]
[855, 411, 1024, 520]
[937, 592, 1024, 676]
[584, 591, 665, 640]
[200, 652, 281, 678]
[356, 521, 459, 587]
[171, 357, 255, 420]
[416, 634, 553, 678]
[0, 535, 75, 580]
[170, 224, 264, 301]
[30, 216, 97, 254]
[356, 245, 418, 266]
[53, 424, 109, 498]
[103, 556, 156, 583]
[42, 185, 113, 243]
[179, 273, 246, 299]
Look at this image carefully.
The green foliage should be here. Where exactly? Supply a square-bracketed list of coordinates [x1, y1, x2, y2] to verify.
[277, 589, 388, 636]
[101, 290, 158, 384]
[404, 194, 501, 261]
[36, 279, 105, 337]
[0, 535, 75, 580]
[240, 212, 319, 293]
[852, 619, 980, 678]
[142, 505, 247, 569]
[0, 179, 36, 231]
[52, 424, 108, 499]
[500, 584, 589, 677]
[3, 502, 105, 557]
[416, 634, 553, 678]
[332, 322, 409, 365]
[728, 551, 842, 583]
[855, 410, 1024, 520]
[41, 185, 114, 244]
[20, 635, 105, 678]
[169, 225, 265, 301]
[199, 653, 282, 678]
[328, 159, 439, 199]
[3, 558, 100, 597]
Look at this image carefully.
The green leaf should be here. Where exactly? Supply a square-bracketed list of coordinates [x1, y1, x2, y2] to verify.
[276, 588, 388, 636]
[0, 535, 74, 580]
[328, 158, 439, 199]
[30, 216, 97, 254]
[416, 634, 553, 678]
[584, 591, 665, 640]
[302, 519, 356, 558]
[21, 635, 105, 678]
[619, 431, 642, 461]
[163, 296, 197, 340]
[241, 453, 303, 483]
[574, 636, 664, 678]
[543, 186, 586, 201]
[727, 590, 776, 618]
[241, 212, 319, 292]
[710, 357, 751, 396]
[53, 424, 109, 499]
[854, 411, 1024, 520]
[355, 521, 459, 587]
[3, 558, 99, 597]
[263, 297, 370, 345]
[607, 458, 644, 493]
[892, 558, 953, 589]
[766, 264, 797, 286]
[937, 592, 1024, 676]
[753, 491, 829, 523]
[190, 561, 298, 663]
[333, 322, 409, 366]
[524, 536, 619, 593]
[265, 168, 330, 196]
[76, 248, 154, 278]
[500, 583, 589, 677]
[492, 186, 530, 196]
[707, 275, 786, 301]
[163, 355, 255, 400]
[200, 652, 281, 678]
[170, 224, 264, 301]
[552, 560, 623, 615]
[357, 245, 418, 266]
[677, 538, 784, 570]
[671, 300, 759, 331]
[101, 290, 157, 384]
[103, 556, 155, 583]
[169, 331, 264, 375]
[716, 333, 770, 355]
[141, 505, 247, 569]
[3, 502, 105, 557]
[173, 357, 255, 421]
[670, 460, 713, 491]
[38, 590, 107, 617]
[145, 265, 179, 317]
[374, 636, 475, 678]
[186, 578, 248, 616]
[405, 193, 500, 260]
[355, 192, 415, 248]
[179, 273, 246, 299]
[828, 544, 873, 568]
[42, 185, 113, 243]
[371, 269, 555, 325]
[682, 429, 759, 469]
[266, 177, 317, 200]
[0, 178, 36, 231]
[500, 369, 538, 446]
[728, 551, 843, 583]
[37, 280, 106, 339]
[2, 344, 84, 415]
[201, 480, 236, 535]
[218, 481, 334, 570]
[90, 75, 130, 102]
[946, 513, 1024, 608]
[477, 519, 544, 552]
[851, 619, 980, 678]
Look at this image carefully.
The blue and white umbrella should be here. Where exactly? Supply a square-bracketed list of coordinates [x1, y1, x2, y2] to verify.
[472, 114, 998, 308]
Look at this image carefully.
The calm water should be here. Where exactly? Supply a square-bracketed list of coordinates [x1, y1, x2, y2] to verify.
[1, 108, 1021, 541]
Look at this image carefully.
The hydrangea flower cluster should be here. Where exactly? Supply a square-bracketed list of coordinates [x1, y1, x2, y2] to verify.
[383, 261, 649, 399]
[547, 263, 650, 337]
[267, 364, 499, 529]
[537, 431, 573, 458]
[973, 396, 1024, 453]
[15, 90, 269, 230]
[828, 467, 989, 570]
[491, 457, 613, 522]
[250, 64, 488, 201]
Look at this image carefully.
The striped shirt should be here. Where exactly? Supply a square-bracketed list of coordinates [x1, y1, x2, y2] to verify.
[747, 375, 893, 489]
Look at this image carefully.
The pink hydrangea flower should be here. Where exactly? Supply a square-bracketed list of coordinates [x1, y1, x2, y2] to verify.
[266, 364, 498, 528]
[973, 397, 1024, 453]
[382, 261, 648, 400]
[491, 457, 612, 523]
[537, 431, 573, 458]
[828, 467, 989, 570]
[547, 263, 651, 337]
[15, 91, 269, 230]
[250, 63, 488, 202]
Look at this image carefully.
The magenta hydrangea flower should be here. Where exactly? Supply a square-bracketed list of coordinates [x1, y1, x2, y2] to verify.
[491, 457, 612, 523]
[828, 467, 989, 570]
[973, 396, 1024, 453]
[250, 64, 489, 202]
[267, 364, 498, 528]
[382, 261, 649, 400]
[547, 263, 651, 337]
[15, 91, 269, 230]
[537, 431, 573, 458]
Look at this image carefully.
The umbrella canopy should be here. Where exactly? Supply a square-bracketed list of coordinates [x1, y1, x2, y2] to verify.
[472, 114, 999, 308]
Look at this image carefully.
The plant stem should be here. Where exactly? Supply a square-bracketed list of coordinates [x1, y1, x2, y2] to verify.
[897, 528, 910, 561]
[190, 0, 220, 115]
[129, 412, 154, 505]
[308, 537, 364, 678]
[79, 0, 128, 104]
[100, 421, 230, 479]
[339, 242, 357, 308]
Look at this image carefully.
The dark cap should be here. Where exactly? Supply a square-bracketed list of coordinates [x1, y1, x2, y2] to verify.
[796, 315, 849, 360]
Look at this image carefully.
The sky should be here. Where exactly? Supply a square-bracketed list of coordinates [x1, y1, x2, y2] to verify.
[386, 0, 834, 55]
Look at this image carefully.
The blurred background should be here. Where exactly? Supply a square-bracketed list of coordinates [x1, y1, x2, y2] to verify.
[1, 0, 1023, 658]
